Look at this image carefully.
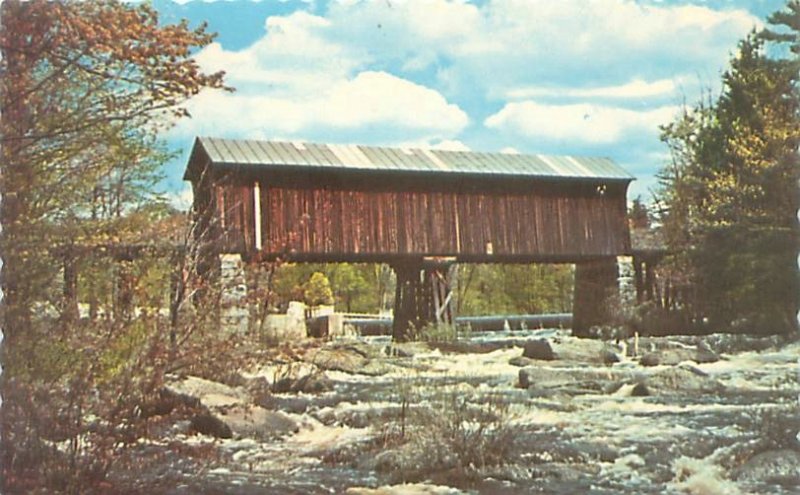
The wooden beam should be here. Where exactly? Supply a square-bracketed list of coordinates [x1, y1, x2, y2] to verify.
[254, 181, 262, 251]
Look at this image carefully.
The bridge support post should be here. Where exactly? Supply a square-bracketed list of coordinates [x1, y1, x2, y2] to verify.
[572, 257, 620, 337]
[392, 259, 456, 342]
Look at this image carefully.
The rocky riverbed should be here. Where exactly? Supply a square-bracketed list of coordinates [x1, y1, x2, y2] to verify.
[113, 329, 800, 494]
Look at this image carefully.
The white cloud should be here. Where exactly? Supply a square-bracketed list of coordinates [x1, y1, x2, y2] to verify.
[431, 139, 471, 151]
[169, 0, 761, 172]
[311, 0, 759, 97]
[485, 101, 679, 143]
[176, 71, 468, 139]
[171, 8, 469, 143]
[506, 78, 679, 100]
[320, 72, 468, 130]
[168, 186, 194, 212]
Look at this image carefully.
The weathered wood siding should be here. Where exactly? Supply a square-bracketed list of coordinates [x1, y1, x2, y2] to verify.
[210, 180, 629, 261]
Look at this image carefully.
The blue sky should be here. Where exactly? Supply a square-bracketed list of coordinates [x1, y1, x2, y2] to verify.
[154, 0, 787, 209]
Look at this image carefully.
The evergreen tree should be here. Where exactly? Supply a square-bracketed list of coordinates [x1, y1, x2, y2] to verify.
[658, 5, 800, 334]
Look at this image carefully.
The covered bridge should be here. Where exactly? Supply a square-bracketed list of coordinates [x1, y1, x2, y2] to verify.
[184, 137, 635, 338]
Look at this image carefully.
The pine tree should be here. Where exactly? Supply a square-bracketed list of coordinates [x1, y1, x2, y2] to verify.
[658, 8, 800, 334]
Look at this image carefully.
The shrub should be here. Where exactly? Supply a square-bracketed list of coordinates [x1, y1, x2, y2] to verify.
[386, 376, 516, 484]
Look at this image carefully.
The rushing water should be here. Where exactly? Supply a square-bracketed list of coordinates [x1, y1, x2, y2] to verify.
[153, 330, 800, 494]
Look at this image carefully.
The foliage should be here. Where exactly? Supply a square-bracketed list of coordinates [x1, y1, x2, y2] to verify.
[457, 264, 573, 316]
[656, 3, 800, 334]
[271, 261, 571, 318]
[0, 1, 229, 492]
[328, 264, 372, 313]
[0, 0, 229, 332]
[303, 272, 335, 307]
[628, 195, 650, 229]
[385, 376, 516, 484]
[271, 262, 392, 314]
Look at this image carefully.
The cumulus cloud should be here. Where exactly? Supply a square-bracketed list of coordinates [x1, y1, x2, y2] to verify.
[316, 0, 759, 98]
[167, 0, 760, 180]
[171, 8, 468, 144]
[176, 71, 468, 140]
[505, 78, 680, 100]
[485, 101, 679, 144]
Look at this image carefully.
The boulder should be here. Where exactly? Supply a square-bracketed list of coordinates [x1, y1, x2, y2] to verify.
[164, 375, 299, 440]
[163, 375, 247, 410]
[309, 343, 393, 376]
[309, 347, 367, 374]
[518, 366, 638, 391]
[733, 449, 800, 483]
[272, 372, 333, 394]
[212, 405, 299, 440]
[601, 350, 621, 366]
[191, 413, 233, 439]
[639, 347, 719, 367]
[550, 337, 608, 364]
[639, 352, 661, 367]
[522, 339, 555, 360]
[630, 382, 650, 397]
[645, 365, 724, 393]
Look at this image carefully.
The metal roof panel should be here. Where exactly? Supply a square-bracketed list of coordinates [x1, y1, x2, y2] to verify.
[191, 137, 633, 181]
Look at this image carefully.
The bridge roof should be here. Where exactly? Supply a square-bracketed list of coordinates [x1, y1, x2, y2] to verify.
[185, 137, 634, 182]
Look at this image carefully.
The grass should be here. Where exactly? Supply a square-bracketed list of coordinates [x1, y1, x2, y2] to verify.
[379, 374, 517, 485]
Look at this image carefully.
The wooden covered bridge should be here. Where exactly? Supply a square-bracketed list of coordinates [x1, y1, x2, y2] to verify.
[184, 137, 636, 339]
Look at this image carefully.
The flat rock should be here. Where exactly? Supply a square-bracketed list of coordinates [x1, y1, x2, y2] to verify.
[645, 365, 724, 393]
[733, 449, 800, 483]
[164, 375, 247, 409]
[638, 344, 719, 367]
[550, 338, 609, 363]
[509, 356, 539, 367]
[519, 366, 638, 391]
[213, 405, 299, 440]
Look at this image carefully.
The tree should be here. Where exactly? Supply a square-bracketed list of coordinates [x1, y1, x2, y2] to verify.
[0, 1, 229, 490]
[0, 0, 229, 339]
[457, 264, 573, 316]
[330, 264, 371, 313]
[760, 0, 800, 57]
[628, 196, 650, 229]
[304, 272, 335, 307]
[657, 5, 800, 334]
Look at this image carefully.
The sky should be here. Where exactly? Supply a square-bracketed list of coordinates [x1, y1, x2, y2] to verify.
[153, 0, 788, 209]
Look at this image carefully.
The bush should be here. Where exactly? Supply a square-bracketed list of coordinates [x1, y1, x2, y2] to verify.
[385, 376, 516, 484]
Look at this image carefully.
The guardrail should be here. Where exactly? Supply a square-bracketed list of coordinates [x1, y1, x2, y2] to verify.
[308, 313, 572, 336]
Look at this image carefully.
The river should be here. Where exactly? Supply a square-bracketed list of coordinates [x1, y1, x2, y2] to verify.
[129, 329, 800, 494]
